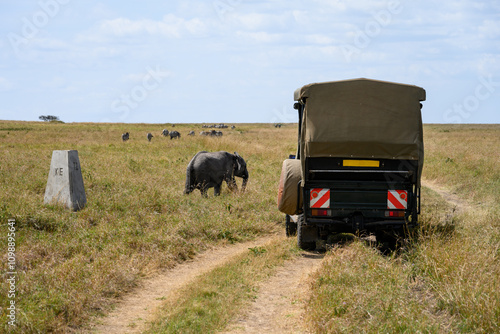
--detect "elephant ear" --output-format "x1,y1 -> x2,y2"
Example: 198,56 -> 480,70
232,153 -> 241,172
236,158 -> 242,172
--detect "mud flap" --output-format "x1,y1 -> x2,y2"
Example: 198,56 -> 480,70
285,215 -> 298,237
297,215 -> 318,250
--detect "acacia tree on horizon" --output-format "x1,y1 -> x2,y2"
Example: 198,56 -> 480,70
39,115 -> 61,122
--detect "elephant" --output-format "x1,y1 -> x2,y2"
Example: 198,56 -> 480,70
184,151 -> 249,197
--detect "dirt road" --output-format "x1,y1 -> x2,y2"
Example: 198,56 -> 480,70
91,234 -> 324,333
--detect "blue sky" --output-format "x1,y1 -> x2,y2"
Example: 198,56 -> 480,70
1,0 -> 499,124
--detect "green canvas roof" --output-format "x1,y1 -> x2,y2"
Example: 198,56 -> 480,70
295,78 -> 426,182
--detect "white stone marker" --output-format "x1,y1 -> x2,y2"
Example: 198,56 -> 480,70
44,150 -> 87,211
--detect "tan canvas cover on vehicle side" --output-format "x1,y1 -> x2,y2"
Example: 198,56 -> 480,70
277,159 -> 303,215
295,78 -> 425,185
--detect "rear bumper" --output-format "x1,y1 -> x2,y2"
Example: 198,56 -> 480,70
307,218 -> 406,225
304,217 -> 414,232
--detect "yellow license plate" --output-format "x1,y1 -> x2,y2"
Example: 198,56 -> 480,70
343,160 -> 380,167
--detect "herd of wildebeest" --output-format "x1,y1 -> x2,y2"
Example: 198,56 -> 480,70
120,123 -> 236,142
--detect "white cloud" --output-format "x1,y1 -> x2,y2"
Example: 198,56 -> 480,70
304,34 -> 334,45
476,54 -> 500,75
100,17 -> 180,38
226,11 -> 295,32
310,0 -> 347,11
121,69 -> 172,84
291,10 -> 311,25
478,19 -> 500,39
229,12 -> 270,30
235,31 -> 282,43
78,14 -> 207,43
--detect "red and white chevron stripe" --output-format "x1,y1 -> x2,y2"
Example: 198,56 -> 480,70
387,190 -> 408,209
310,188 -> 330,208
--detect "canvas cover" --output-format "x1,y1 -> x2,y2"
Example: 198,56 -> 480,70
277,159 -> 303,215
295,78 -> 425,184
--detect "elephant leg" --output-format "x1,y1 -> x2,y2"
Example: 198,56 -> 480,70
231,177 -> 238,192
214,183 -> 222,196
200,183 -> 209,197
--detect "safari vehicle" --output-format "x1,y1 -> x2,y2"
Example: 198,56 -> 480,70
277,78 -> 426,249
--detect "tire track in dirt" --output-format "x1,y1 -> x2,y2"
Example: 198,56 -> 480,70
90,234 -> 278,333
220,251 -> 324,334
422,179 -> 471,214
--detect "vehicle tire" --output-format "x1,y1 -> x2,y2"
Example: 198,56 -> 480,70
375,230 -> 398,252
297,215 -> 316,250
285,215 -> 297,237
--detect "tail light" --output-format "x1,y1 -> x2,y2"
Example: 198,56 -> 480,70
311,209 -> 331,216
385,210 -> 405,218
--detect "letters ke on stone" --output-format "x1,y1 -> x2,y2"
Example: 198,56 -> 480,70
44,150 -> 86,211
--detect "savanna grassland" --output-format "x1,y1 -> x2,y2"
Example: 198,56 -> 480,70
0,121 -> 499,333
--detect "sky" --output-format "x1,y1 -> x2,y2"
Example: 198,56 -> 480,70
0,0 -> 499,124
